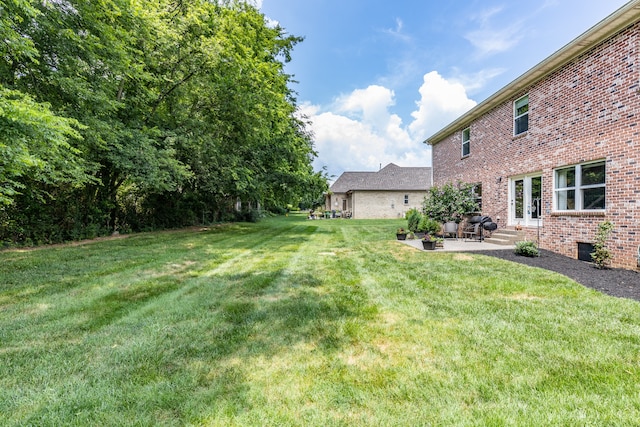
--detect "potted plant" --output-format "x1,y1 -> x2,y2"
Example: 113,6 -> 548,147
421,235 -> 444,250
420,218 -> 443,250
396,227 -> 407,240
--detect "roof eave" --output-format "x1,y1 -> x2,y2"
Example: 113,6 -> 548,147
424,0 -> 640,146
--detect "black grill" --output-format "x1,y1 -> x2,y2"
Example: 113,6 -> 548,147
483,222 -> 498,231
469,215 -> 491,224
468,215 -> 498,237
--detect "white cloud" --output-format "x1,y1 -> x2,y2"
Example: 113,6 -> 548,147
472,6 -> 504,25
381,18 -> 412,42
465,7 -> 524,57
302,85 -> 423,179
408,71 -> 477,142
335,85 -> 396,125
303,72 -> 477,179
466,26 -> 522,57
264,16 -> 279,28
451,67 -> 506,95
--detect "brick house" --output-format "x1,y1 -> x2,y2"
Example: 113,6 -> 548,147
326,163 -> 432,219
425,1 -> 640,270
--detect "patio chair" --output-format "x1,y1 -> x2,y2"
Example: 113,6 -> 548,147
443,221 -> 459,239
462,222 -> 482,241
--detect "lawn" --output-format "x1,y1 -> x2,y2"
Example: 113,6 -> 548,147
1,214 -> 639,426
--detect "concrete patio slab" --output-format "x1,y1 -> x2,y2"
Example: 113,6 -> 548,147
398,238 -> 515,252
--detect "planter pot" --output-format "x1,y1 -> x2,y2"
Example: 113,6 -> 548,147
396,233 -> 407,240
422,240 -> 436,250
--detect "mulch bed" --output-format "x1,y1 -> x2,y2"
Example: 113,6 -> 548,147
472,249 -> 640,302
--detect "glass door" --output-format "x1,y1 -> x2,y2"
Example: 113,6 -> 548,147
530,176 -> 542,222
510,175 -> 542,227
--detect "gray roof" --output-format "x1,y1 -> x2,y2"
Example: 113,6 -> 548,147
330,163 -> 431,193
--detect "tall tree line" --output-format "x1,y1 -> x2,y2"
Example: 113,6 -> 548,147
0,0 -> 327,244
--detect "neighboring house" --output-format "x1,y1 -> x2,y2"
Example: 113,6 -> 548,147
425,1 -> 640,270
326,163 -> 432,219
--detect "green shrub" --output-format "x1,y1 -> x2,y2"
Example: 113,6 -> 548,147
235,208 -> 261,223
270,206 -> 287,215
422,181 -> 480,223
515,241 -> 539,257
406,208 -> 422,233
591,220 -> 614,269
419,217 -> 441,236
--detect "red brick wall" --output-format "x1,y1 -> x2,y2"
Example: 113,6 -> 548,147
432,23 -> 640,269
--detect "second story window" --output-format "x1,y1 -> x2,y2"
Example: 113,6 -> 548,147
462,127 -> 470,157
514,94 -> 529,135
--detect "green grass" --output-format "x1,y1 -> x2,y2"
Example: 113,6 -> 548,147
1,214 -> 640,426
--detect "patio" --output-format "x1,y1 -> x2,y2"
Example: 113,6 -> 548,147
400,238 -> 514,252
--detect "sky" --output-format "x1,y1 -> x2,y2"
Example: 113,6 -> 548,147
257,0 -> 630,181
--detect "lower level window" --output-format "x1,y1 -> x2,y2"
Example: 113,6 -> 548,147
554,161 -> 605,211
404,194 -> 409,205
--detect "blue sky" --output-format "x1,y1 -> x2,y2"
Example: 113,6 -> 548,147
258,1 -> 630,181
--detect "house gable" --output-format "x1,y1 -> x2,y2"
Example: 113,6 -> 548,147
327,164 -> 432,219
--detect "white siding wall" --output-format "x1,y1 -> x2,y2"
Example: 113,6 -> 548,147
352,191 -> 426,219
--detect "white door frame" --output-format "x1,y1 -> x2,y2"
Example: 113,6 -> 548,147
509,174 -> 542,227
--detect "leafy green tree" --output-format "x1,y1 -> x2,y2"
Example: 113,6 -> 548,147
0,0 -> 93,207
0,0 -> 39,69
0,88 -> 92,206
160,2 -> 315,218
422,182 -> 479,223
1,0 -> 323,243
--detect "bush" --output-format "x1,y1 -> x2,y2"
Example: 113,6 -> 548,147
235,208 -> 261,223
514,241 -> 539,257
591,220 -> 614,269
419,217 -> 441,236
270,206 -> 287,215
405,208 -> 422,233
422,181 -> 479,223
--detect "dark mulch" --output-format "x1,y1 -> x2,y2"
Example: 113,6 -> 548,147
473,249 -> 640,302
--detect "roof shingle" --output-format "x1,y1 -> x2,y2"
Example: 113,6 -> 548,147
330,163 -> 431,192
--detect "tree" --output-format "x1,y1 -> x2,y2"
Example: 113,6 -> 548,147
422,182 -> 479,223
0,87 -> 92,206
0,0 -> 95,207
1,0 -> 323,242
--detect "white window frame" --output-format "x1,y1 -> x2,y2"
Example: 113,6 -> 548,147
514,94 -> 529,136
461,127 -> 470,157
554,160 -> 606,212
404,194 -> 409,205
